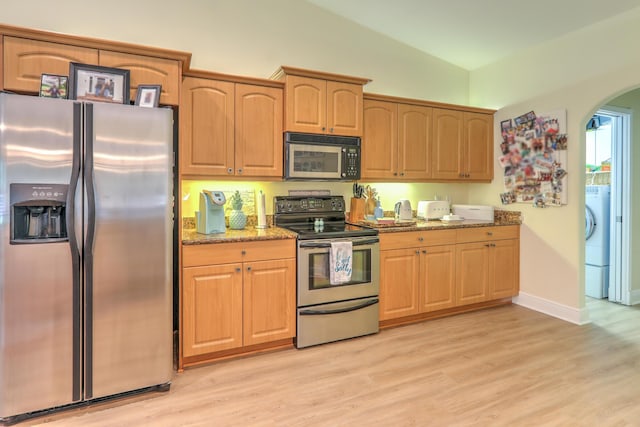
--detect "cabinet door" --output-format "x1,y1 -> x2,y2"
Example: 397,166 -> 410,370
3,36 -> 98,93
464,112 -> 493,181
235,84 -> 283,177
431,108 -> 464,180
398,103 -> 432,180
420,245 -> 456,312
285,75 -> 326,134
243,258 -> 296,346
362,99 -> 398,180
489,239 -> 520,299
380,248 -> 420,320
99,50 -> 180,106
180,77 -> 235,176
183,263 -> 243,357
326,80 -> 363,136
455,242 -> 489,305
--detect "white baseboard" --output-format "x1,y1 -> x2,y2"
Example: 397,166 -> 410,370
513,292 -> 590,325
629,289 -> 640,306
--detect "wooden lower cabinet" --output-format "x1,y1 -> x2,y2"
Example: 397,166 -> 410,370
181,240 -> 295,365
182,263 -> 243,357
379,226 -> 519,325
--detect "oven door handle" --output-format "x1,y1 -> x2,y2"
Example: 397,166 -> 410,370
299,298 -> 379,315
298,238 -> 379,248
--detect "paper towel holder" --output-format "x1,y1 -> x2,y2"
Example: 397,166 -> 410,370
255,190 -> 268,229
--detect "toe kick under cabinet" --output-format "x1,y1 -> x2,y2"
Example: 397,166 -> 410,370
181,239 -> 296,368
379,225 -> 519,326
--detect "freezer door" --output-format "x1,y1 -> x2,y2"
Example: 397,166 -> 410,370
86,102 -> 173,399
0,94 -> 78,418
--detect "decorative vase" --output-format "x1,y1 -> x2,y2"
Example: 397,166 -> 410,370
229,209 -> 247,230
228,190 -> 246,230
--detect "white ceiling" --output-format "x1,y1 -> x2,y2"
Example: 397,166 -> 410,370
306,0 -> 640,70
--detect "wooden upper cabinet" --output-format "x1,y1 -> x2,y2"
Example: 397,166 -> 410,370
432,108 -> 464,180
99,50 -> 180,105
432,108 -> 494,182
362,98 -> 431,180
398,103 -> 432,180
180,73 -> 284,179
235,83 -> 283,177
180,77 -> 235,176
464,112 -> 493,181
362,99 -> 398,180
3,37 -> 98,92
326,80 -> 363,136
275,66 -> 369,137
285,75 -> 326,133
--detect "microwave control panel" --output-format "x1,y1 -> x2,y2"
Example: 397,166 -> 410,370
343,147 -> 360,179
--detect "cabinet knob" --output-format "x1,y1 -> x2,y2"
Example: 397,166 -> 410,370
329,128 -> 334,133
241,250 -> 246,255
415,250 -> 420,255
235,267 -> 241,273
400,172 -> 405,176
422,250 -> 427,254
393,172 -> 398,176
418,237 -> 424,242
485,244 -> 491,247
487,232 -> 493,236
322,126 -> 326,131
237,168 -> 243,174
227,167 -> 233,174
247,266 -> 252,271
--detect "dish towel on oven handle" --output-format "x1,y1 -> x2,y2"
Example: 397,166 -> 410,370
330,240 -> 352,285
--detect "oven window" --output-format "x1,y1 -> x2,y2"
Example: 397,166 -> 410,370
293,150 -> 340,173
308,247 -> 372,289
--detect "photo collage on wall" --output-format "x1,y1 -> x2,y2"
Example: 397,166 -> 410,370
499,109 -> 568,208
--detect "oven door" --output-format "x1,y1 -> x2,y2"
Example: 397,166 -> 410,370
285,143 -> 344,180
297,236 -> 379,307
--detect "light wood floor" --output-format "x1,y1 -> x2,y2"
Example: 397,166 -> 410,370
24,300 -> 640,427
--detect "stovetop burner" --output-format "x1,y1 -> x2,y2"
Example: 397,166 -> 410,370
273,195 -> 377,240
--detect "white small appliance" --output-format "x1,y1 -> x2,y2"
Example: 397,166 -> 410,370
451,204 -> 494,222
394,199 -> 412,220
196,190 -> 226,234
417,200 -> 450,220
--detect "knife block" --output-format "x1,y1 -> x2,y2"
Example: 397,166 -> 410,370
350,197 -> 365,222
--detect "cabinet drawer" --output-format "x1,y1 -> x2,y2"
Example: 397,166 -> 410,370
456,225 -> 519,243
183,239 -> 295,267
380,229 -> 456,250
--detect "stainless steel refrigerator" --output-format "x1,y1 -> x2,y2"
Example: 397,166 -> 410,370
0,92 -> 173,422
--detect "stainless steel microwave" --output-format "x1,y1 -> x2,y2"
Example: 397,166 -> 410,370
284,132 -> 361,181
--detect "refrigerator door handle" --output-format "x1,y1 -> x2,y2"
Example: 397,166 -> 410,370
84,103 -> 96,399
68,102 -> 83,401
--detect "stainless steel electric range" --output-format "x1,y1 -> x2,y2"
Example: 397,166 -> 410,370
274,195 -> 380,348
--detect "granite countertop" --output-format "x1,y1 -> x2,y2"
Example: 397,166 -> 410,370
182,226 -> 297,245
351,209 -> 522,233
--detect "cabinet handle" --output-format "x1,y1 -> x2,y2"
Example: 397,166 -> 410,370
329,128 -> 334,133
400,172 -> 405,176
247,266 -> 252,271
235,267 -> 241,273
487,232 -> 493,236
227,167 -> 233,174
241,250 -> 246,255
415,250 -> 420,255
322,126 -> 326,131
485,244 -> 491,247
422,250 -> 427,254
393,172 -> 398,176
418,237 -> 424,242
237,168 -> 243,174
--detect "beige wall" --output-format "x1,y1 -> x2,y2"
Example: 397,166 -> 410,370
470,7 -> 640,315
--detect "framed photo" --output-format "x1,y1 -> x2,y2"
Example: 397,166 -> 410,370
40,74 -> 68,99
135,84 -> 161,108
68,62 -> 130,104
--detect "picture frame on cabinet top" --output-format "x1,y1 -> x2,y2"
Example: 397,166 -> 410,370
135,84 -> 161,108
68,62 -> 130,104
39,74 -> 68,99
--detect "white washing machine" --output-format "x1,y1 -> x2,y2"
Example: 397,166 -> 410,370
585,185 -> 610,298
